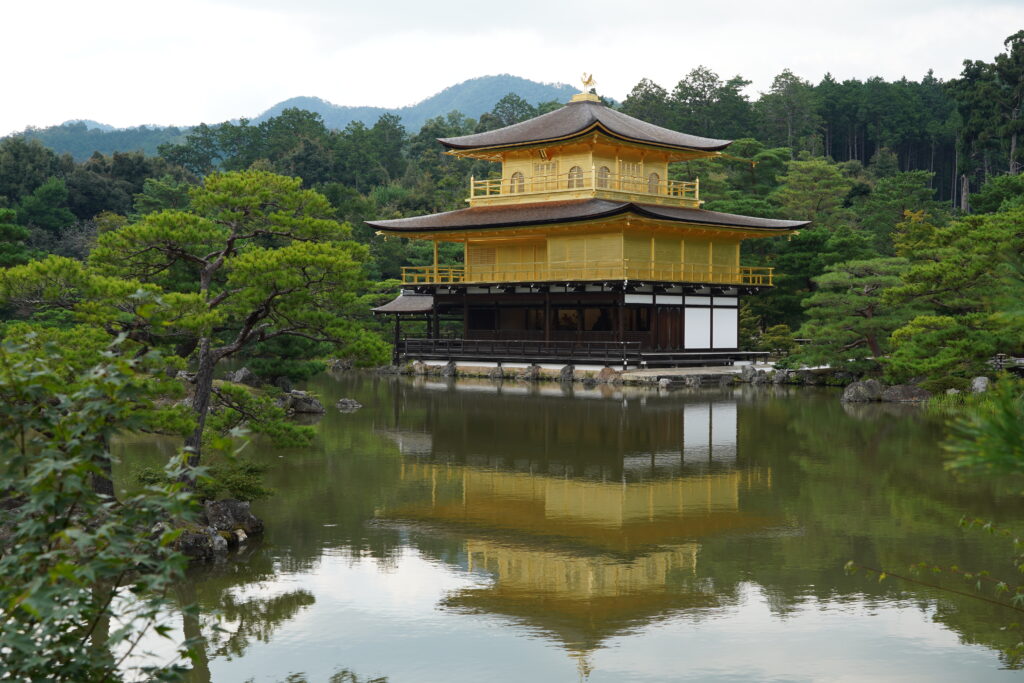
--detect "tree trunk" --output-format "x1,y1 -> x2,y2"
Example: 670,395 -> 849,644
1011,131 -> 1020,174
960,174 -> 971,213
184,337 -> 217,470
866,334 -> 883,359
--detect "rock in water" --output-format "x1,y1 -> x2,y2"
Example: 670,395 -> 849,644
559,365 -> 575,382
203,499 -> 265,535
328,358 -> 353,372
881,384 -> 932,402
176,527 -> 228,560
515,364 -> 541,381
971,376 -> 991,394
336,398 -> 363,413
273,375 -> 293,392
841,379 -> 885,402
287,390 -> 325,414
441,361 -> 458,377
228,367 -> 261,386
738,365 -> 757,383
596,367 -> 622,384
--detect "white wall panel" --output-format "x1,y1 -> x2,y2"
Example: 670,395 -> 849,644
684,307 -> 711,349
712,307 -> 738,349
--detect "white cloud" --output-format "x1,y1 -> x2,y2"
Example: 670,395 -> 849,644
2,0 -> 1021,135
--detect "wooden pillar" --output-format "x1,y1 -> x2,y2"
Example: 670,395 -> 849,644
544,289 -> 551,343
462,291 -> 468,340
393,316 -> 401,366
432,240 -> 439,283
652,297 -> 659,350
616,293 -> 625,343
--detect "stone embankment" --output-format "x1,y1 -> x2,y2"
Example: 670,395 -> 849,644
377,361 -> 995,403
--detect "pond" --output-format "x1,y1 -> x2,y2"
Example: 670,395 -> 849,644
118,373 -> 1024,682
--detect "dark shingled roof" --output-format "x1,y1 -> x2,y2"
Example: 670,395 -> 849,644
439,100 -> 731,153
368,199 -> 808,233
372,293 -> 434,314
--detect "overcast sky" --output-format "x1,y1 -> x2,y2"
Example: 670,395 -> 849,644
3,0 -> 1021,136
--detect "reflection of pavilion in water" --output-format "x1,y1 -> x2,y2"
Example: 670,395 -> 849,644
378,383 -> 774,669
388,377 -> 748,478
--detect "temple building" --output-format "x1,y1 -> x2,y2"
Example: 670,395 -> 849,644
370,86 -> 808,368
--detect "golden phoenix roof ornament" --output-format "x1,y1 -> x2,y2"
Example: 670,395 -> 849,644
581,73 -> 596,92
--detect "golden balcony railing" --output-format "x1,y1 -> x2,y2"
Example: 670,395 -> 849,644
470,170 -> 699,202
401,260 -> 773,286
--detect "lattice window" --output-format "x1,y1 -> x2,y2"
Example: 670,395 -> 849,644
533,161 -> 557,191
596,166 -> 611,188
648,172 -> 660,194
533,161 -> 557,177
620,161 -> 642,178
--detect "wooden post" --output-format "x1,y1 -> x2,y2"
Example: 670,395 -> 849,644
544,289 -> 551,343
616,293 -> 625,343
393,316 -> 401,366
652,297 -> 659,350
433,240 -> 439,283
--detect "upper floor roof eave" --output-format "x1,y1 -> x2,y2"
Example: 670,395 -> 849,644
438,100 -> 732,158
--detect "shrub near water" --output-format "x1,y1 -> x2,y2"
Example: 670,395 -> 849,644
0,339 -> 199,681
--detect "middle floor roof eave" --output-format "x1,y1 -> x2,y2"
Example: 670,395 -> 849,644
373,214 -> 805,241
367,199 -> 809,237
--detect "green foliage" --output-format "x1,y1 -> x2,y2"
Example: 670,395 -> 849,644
0,136 -> 71,204
793,257 -> 913,373
139,459 -> 273,502
770,158 -> 852,223
944,378 -> 1024,480
16,176 -> 76,233
758,323 -> 798,355
851,171 -> 948,253
971,173 -> 1024,214
1,171 -> 387,473
0,207 -> 39,267
133,174 -> 194,216
0,338 -> 198,681
756,69 -> 821,151
207,382 -> 315,448
886,208 -> 1024,387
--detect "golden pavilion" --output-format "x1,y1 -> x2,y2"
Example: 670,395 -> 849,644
370,85 -> 807,368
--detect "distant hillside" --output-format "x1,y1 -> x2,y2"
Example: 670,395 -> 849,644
20,122 -> 188,161
10,74 -> 579,160
254,75 -> 579,130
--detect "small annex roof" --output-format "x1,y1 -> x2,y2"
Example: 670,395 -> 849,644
438,100 -> 731,154
367,199 -> 808,234
372,292 -> 434,314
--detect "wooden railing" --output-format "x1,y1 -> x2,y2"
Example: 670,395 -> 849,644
471,169 -> 699,201
401,260 -> 773,286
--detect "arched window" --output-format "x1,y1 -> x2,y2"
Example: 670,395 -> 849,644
510,171 -> 525,193
568,165 -> 584,189
648,172 -> 660,194
596,166 -> 611,189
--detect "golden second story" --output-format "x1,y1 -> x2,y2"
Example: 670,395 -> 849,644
440,93 -> 729,209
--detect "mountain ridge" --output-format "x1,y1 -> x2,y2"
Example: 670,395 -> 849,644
14,75 -> 581,160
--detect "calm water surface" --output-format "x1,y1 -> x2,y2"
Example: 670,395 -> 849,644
119,374 -> 1024,682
